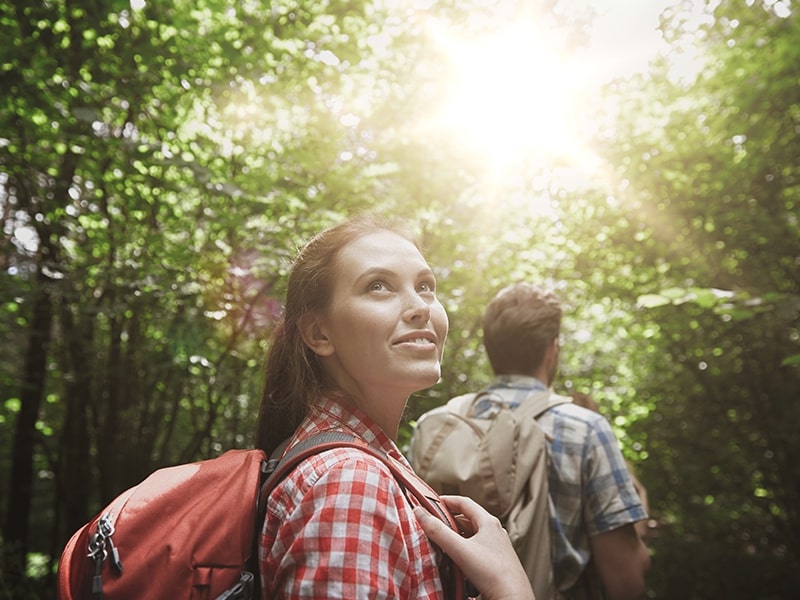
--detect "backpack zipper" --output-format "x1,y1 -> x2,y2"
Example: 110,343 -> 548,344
87,513 -> 124,597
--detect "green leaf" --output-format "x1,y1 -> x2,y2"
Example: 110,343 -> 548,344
781,354 -> 800,367
637,294 -> 672,308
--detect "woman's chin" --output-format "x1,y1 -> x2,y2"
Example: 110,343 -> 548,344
407,367 -> 442,392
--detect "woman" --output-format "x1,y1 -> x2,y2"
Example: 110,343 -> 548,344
255,214 -> 534,599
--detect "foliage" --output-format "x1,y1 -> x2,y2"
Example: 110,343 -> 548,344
1,0 -> 798,598
0,0 -> 413,590
590,1 -> 800,595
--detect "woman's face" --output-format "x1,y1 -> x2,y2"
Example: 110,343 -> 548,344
305,229 -> 449,410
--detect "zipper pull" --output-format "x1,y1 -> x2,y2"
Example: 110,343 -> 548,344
87,529 -> 106,599
97,514 -> 123,573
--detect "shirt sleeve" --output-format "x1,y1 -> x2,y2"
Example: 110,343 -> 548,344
263,449 -> 444,600
582,416 -> 648,536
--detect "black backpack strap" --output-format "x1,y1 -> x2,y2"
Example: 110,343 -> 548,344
258,431 -> 366,518
234,433 -> 358,600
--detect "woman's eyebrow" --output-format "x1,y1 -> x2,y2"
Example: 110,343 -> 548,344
354,266 -> 435,285
355,266 -> 393,281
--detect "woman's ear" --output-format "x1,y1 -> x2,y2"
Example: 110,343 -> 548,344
298,313 -> 335,356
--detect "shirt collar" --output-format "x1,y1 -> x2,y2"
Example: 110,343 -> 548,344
488,374 -> 549,392
293,395 -> 406,463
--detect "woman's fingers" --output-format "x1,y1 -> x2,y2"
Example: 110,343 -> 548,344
413,506 -> 462,548
439,494 -> 504,535
414,497 -> 535,600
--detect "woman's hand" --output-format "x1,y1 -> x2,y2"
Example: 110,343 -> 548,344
414,495 -> 535,600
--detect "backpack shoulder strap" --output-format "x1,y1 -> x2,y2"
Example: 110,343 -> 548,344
449,390 -> 511,419
453,387 -> 572,421
257,432 -> 467,599
258,431 -> 362,518
514,388 -> 572,421
445,392 -> 479,416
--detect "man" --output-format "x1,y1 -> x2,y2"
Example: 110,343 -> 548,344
476,282 -> 650,600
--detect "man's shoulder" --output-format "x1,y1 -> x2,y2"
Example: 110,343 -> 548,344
546,400 -> 608,425
540,401 -> 615,442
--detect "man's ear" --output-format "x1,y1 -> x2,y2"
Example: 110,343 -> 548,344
544,336 -> 559,385
298,313 -> 335,356
549,336 -> 560,362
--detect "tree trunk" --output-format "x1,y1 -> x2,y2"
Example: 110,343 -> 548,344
2,275 -> 53,582
55,298 -> 94,544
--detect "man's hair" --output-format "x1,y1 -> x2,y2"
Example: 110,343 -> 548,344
482,282 -> 562,375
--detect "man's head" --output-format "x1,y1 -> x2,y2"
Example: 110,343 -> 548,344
482,283 -> 562,383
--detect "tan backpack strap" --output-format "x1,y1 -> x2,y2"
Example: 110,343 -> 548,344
447,392 -> 487,417
515,389 -> 572,421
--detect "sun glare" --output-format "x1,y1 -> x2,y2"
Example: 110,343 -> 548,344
423,21 -> 593,174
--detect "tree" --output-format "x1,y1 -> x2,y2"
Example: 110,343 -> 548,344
2,0 -> 798,597
591,1 -> 800,596
1,0 -> 409,592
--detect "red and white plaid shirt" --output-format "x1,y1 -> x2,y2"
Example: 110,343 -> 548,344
260,396 -> 446,599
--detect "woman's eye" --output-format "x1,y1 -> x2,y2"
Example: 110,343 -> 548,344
369,281 -> 387,292
418,281 -> 435,293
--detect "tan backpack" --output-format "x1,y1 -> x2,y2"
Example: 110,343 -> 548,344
409,388 -> 572,600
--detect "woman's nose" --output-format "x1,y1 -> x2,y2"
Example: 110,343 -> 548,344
404,293 -> 431,322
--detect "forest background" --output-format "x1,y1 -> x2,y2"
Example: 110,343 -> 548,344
1,0 -> 798,598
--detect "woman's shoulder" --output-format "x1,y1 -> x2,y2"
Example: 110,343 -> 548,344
265,443 -> 414,530
279,442 -> 397,495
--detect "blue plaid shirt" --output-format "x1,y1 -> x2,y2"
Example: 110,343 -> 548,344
477,375 -> 647,593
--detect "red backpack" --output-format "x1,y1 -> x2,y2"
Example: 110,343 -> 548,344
57,431 -> 466,600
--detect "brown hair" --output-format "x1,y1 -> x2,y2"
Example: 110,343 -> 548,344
481,282 -> 562,376
254,213 -> 419,455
